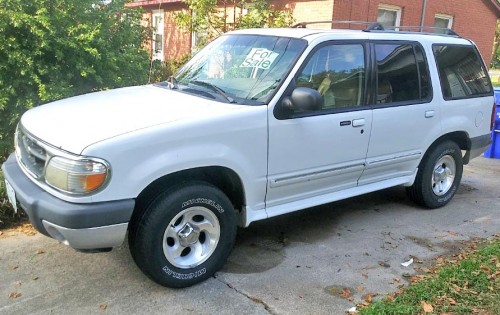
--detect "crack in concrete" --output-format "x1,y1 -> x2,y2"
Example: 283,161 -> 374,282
214,274 -> 277,315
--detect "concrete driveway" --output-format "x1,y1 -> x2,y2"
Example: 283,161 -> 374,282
1,157 -> 499,314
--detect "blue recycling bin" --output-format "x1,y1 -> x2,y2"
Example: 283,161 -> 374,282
484,88 -> 500,158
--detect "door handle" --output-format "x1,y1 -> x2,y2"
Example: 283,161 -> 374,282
352,118 -> 365,127
425,110 -> 435,118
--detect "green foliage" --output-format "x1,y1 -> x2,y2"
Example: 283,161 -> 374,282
492,20 -> 500,69
0,0 -> 150,159
176,0 -> 223,41
148,55 -> 191,83
0,170 -> 21,228
176,0 -> 294,49
238,0 -> 294,29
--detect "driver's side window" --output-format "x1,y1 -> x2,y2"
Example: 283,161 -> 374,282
296,43 -> 366,110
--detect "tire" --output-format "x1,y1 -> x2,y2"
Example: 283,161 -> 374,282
406,141 -> 463,209
129,182 -> 237,288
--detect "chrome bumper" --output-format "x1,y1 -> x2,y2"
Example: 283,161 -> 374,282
42,221 -> 128,250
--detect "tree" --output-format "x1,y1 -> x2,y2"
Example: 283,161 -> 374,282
492,19 -> 500,69
176,0 -> 294,49
238,0 -> 294,29
0,0 -> 150,159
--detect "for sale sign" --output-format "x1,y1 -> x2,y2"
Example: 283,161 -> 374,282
240,48 -> 279,70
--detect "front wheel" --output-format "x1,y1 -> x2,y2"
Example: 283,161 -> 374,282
129,182 -> 237,288
406,141 -> 463,209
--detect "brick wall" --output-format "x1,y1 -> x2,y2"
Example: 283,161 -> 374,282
331,0 -> 498,66
139,2 -> 192,60
132,0 -> 498,66
425,0 -> 498,66
163,3 -> 192,59
273,0 -> 334,28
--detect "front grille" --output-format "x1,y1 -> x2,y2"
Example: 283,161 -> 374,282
16,127 -> 48,179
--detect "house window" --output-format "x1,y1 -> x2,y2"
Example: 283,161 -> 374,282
152,10 -> 164,61
190,10 -> 208,51
377,5 -> 402,29
434,14 -> 453,34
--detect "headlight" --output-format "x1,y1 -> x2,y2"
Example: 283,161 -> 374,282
45,156 -> 109,194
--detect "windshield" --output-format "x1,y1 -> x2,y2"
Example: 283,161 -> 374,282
174,34 -> 308,105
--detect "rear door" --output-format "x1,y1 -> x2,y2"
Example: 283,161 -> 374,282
358,41 -> 441,185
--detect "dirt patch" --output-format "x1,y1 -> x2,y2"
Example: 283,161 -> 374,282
405,235 -> 436,251
456,183 -> 478,195
222,232 -> 287,274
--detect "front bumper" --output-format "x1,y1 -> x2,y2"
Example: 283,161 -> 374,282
2,154 -> 135,250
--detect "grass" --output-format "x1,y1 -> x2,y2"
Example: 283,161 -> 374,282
358,237 -> 500,315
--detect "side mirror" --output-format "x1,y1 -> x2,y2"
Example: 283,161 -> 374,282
281,87 -> 323,116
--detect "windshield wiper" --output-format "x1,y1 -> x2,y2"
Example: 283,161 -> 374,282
190,80 -> 236,103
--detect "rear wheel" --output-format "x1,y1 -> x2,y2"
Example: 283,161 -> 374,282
129,182 -> 237,288
406,141 -> 463,209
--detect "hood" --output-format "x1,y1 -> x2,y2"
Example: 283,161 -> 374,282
21,85 -> 241,154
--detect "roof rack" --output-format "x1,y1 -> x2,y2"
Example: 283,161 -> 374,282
291,20 -> 460,37
292,20 -> 384,30
381,25 -> 459,36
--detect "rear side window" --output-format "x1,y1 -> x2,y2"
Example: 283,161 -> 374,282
375,43 -> 431,105
433,45 -> 492,99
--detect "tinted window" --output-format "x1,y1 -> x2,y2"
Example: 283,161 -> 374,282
433,45 -> 492,99
376,43 -> 429,104
296,44 -> 365,110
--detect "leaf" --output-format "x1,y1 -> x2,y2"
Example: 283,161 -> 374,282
35,249 -> 45,255
356,286 -> 364,292
9,291 -> 21,299
378,261 -> 390,268
99,304 -> 107,311
480,265 -> 491,273
420,301 -> 433,313
339,288 -> 354,301
362,294 -> 373,303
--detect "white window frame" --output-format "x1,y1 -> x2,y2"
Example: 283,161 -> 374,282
377,4 -> 402,29
190,10 -> 208,52
152,10 -> 164,61
434,14 -> 453,31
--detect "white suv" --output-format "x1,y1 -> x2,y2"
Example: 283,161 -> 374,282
2,24 -> 495,288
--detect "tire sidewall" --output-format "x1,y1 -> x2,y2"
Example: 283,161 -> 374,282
133,183 -> 236,288
420,142 -> 463,208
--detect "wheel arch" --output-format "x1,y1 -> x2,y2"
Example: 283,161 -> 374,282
130,166 -> 246,228
424,131 -> 471,165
